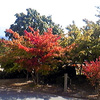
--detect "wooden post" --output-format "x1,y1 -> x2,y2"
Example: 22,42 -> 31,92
64,73 -> 68,92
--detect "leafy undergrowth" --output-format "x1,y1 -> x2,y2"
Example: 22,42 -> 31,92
0,78 -> 98,99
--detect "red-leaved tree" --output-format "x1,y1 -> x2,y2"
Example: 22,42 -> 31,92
0,27 -> 66,83
6,27 -> 64,71
82,56 -> 100,98
82,57 -> 100,85
0,26 -> 76,83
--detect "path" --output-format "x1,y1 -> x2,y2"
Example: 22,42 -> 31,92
0,89 -> 86,100
0,79 -> 89,100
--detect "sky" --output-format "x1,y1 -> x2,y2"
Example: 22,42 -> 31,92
0,0 -> 100,38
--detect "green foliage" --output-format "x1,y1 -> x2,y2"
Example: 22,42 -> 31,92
60,18 -> 100,64
82,19 -> 100,61
0,40 -> 31,72
60,22 -> 82,63
66,21 -> 82,45
5,8 -> 64,39
95,6 -> 100,25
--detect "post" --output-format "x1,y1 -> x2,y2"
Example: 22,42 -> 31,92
64,73 -> 68,92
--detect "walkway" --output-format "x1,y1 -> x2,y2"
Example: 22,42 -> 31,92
0,90 -> 86,100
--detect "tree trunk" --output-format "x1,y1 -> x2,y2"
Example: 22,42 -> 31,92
31,72 -> 36,85
79,64 -> 82,75
23,70 -> 29,80
31,70 -> 39,85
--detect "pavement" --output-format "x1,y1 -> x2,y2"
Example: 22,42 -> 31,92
0,79 -> 88,100
0,90 -> 87,100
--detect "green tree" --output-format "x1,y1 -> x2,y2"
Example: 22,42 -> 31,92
66,21 -> 81,45
5,8 -> 64,39
63,19 -> 100,63
61,20 -> 100,74
60,22 -> 82,64
82,19 -> 100,61
96,6 -> 100,25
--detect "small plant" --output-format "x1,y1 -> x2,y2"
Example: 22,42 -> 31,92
82,57 -> 100,85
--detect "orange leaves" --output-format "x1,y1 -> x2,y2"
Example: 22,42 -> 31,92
21,27 -> 64,71
29,26 -> 39,36
2,26 -> 75,72
65,43 -> 76,52
28,26 -> 35,32
0,39 -> 13,47
6,29 -> 14,33
47,28 -> 52,34
6,29 -> 20,39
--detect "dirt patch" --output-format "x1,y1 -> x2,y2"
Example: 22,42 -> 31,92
0,79 -> 98,99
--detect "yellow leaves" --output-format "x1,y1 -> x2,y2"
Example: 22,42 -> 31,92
12,39 -> 19,44
79,50 -> 85,55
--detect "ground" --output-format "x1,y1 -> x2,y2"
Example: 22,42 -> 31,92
0,78 -> 98,100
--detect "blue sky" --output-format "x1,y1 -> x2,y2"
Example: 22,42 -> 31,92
0,0 -> 100,38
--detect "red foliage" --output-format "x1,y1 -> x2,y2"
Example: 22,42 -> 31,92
82,57 -> 100,85
5,27 -> 65,72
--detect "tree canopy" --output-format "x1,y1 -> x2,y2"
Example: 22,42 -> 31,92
5,8 -> 64,39
1,27 -> 69,73
1,7 -> 100,89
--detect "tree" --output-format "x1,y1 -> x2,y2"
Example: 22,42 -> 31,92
95,6 -> 100,25
60,20 -> 100,74
1,27 -> 67,84
82,19 -> 100,61
65,21 -> 81,45
0,38 -> 27,72
60,22 -> 82,65
82,57 -> 100,85
5,8 -> 64,39
0,39 -> 6,56
63,19 -> 100,63
82,57 -> 100,99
